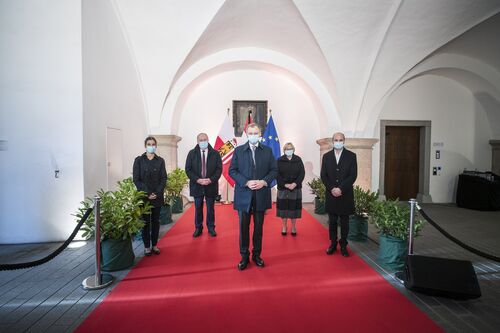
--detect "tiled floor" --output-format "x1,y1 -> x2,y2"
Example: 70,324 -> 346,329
1,203 -> 499,332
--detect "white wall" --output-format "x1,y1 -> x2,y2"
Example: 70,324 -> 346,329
177,69 -> 322,202
372,75 -> 493,203
82,0 -> 148,197
0,0 -> 84,243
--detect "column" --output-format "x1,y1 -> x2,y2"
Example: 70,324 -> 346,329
316,138 -> 379,190
489,140 -> 500,175
155,135 -> 182,173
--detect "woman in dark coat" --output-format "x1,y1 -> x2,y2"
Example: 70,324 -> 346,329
133,136 -> 167,256
276,142 -> 305,236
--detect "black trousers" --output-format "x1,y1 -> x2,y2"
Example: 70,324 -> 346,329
142,206 -> 161,248
328,213 -> 349,248
239,193 -> 264,259
194,196 -> 215,230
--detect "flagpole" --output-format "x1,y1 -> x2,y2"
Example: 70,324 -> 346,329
223,107 -> 232,205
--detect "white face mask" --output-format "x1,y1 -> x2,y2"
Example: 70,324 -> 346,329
285,149 -> 294,157
198,141 -> 208,150
146,146 -> 157,154
248,134 -> 260,144
333,141 -> 344,150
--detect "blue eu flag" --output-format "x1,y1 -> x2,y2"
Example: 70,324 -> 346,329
261,115 -> 280,187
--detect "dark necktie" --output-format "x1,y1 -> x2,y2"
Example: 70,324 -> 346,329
202,150 -> 206,178
251,145 -> 256,178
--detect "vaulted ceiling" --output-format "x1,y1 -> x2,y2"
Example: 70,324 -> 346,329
113,0 -> 500,135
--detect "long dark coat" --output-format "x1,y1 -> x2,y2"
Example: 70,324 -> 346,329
320,148 -> 358,215
276,154 -> 305,190
185,143 -> 222,198
133,153 -> 167,208
229,142 -> 278,212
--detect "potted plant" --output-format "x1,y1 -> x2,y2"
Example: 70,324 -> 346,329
164,168 -> 189,214
370,199 -> 424,270
348,186 -> 379,242
75,178 -> 151,271
307,178 -> 326,214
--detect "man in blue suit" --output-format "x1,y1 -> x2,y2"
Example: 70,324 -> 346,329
229,123 -> 278,271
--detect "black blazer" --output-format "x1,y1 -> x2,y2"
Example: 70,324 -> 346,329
320,148 -> 357,215
133,153 -> 167,208
276,154 -> 305,190
185,144 -> 222,198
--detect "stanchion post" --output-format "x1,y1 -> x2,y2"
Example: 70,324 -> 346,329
82,196 -> 114,290
408,198 -> 417,255
94,196 -> 102,285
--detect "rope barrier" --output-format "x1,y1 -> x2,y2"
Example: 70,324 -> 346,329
416,203 -> 500,263
0,207 -> 93,271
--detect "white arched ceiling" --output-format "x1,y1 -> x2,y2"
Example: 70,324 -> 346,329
292,0 -> 402,132
413,68 -> 500,136
112,0 -> 225,127
353,0 -> 500,135
113,0 -> 500,137
170,0 -> 338,112
364,53 -> 500,137
158,47 -> 340,136
170,61 -> 328,136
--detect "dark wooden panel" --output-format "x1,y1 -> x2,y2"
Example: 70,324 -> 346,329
384,126 -> 420,200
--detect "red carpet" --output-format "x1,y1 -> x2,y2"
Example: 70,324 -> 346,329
77,205 -> 442,333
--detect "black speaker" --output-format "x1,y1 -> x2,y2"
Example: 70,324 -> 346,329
404,255 -> 481,299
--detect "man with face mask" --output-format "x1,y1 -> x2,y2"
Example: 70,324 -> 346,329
229,123 -> 278,270
185,133 -> 223,237
320,132 -> 358,257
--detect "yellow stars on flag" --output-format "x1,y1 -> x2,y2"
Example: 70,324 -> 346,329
262,135 -> 279,143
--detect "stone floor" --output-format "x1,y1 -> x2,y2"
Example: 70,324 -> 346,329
1,203 -> 499,332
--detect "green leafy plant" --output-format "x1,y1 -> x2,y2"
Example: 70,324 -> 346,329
307,178 -> 326,202
353,185 -> 379,217
370,199 -> 424,240
164,168 -> 189,205
75,178 -> 151,240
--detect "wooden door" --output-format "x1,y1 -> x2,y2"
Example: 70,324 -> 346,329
384,126 -> 420,200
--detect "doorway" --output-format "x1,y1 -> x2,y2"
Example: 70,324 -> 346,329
379,120 -> 432,202
384,126 -> 420,200
106,127 -> 123,191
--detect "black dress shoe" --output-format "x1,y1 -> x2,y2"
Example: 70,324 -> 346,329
238,258 -> 249,271
193,228 -> 202,238
252,256 -> 265,268
326,244 -> 337,255
341,247 -> 349,257
291,231 -> 297,237
208,229 -> 217,237
281,231 -> 287,236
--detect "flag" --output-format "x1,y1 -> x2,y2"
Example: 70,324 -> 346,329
261,115 -> 281,187
214,114 -> 238,187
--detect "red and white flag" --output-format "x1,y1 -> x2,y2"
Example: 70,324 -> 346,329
214,115 -> 238,187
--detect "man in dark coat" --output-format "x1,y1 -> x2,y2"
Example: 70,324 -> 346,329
185,133 -> 223,237
229,123 -> 278,270
320,132 -> 358,257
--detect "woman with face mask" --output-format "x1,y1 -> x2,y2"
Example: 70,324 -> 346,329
133,136 -> 167,256
276,142 -> 305,236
